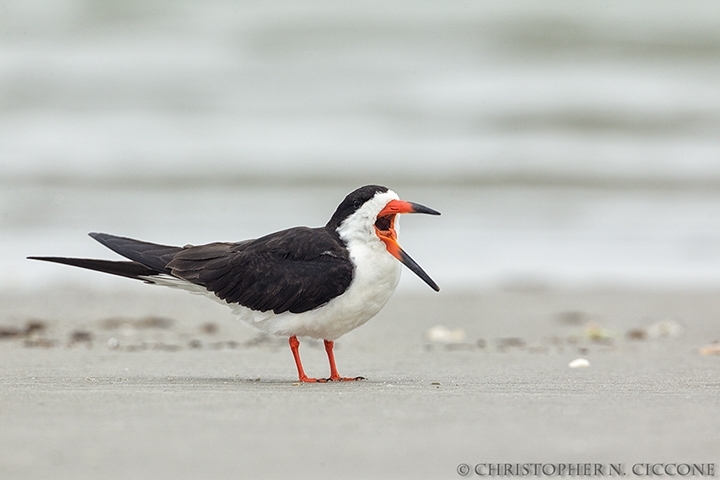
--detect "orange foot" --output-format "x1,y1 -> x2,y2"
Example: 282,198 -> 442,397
297,375 -> 365,383
327,375 -> 365,382
297,376 -> 321,383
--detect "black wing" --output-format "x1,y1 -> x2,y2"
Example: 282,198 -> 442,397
29,228 -> 354,315
167,227 -> 354,315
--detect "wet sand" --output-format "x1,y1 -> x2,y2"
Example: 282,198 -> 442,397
1,285 -> 719,479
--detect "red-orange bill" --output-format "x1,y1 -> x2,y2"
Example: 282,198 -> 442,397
376,199 -> 441,292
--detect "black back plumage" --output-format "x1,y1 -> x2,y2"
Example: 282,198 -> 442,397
168,227 -> 353,314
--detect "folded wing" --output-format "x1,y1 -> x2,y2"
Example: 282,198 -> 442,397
168,227 -> 354,314
30,228 -> 354,315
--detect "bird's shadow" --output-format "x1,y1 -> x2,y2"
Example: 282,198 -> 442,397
102,376 -> 381,387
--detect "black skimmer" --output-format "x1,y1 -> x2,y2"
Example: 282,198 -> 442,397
28,185 -> 440,382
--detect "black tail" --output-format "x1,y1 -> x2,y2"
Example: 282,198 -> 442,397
26,256 -> 162,282
28,232 -> 185,282
88,232 -> 182,273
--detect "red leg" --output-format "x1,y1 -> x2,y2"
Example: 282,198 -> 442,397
289,336 -> 320,383
324,339 -> 364,382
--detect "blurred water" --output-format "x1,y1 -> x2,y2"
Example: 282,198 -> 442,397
2,1 -> 720,290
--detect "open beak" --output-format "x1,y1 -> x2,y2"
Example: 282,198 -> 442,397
375,199 -> 441,292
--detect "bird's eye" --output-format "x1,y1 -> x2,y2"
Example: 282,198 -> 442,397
353,199 -> 362,209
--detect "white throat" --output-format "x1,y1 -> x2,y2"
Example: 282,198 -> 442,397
335,190 -> 400,246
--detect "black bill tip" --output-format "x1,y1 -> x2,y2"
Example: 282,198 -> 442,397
409,202 -> 441,216
398,247 -> 440,292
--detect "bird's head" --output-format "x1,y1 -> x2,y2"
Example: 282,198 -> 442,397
327,185 -> 440,291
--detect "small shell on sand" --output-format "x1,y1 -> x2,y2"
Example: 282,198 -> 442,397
568,358 -> 590,368
699,343 -> 720,356
424,325 -> 466,344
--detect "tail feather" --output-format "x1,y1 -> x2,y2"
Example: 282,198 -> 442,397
27,256 -> 162,282
89,232 -> 181,274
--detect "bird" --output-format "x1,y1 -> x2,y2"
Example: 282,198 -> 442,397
28,185 -> 440,382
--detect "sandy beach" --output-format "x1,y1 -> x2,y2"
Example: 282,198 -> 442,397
1,285 -> 718,479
